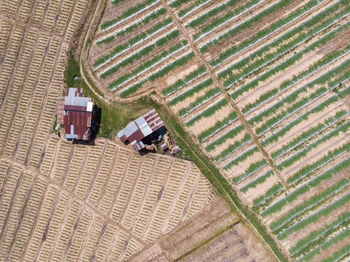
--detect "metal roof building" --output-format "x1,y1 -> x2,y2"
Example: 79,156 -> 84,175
117,109 -> 164,151
57,88 -> 93,141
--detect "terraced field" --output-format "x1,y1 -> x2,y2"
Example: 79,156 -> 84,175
86,0 -> 350,260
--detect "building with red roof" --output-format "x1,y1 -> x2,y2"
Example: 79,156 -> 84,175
57,88 -> 93,141
117,109 -> 164,151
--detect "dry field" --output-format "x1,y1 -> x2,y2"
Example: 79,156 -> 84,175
0,0 -> 249,261
87,0 -> 350,261
129,197 -> 273,262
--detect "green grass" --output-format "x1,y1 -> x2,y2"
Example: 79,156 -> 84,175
253,183 -> 283,207
240,170 -> 273,193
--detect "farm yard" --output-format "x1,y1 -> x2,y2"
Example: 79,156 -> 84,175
84,0 -> 350,261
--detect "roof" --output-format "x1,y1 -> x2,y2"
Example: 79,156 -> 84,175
117,109 -> 164,150
57,88 -> 93,140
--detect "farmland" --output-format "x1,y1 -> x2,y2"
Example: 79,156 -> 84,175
0,0 -> 253,261
84,0 -> 350,260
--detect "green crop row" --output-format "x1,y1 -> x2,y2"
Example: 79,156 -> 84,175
230,159 -> 266,181
111,0 -> 126,5
109,40 -> 187,89
214,133 -> 251,160
178,0 -> 208,17
257,87 -> 327,135
200,0 -> 292,51
120,51 -> 194,97
101,0 -> 158,30
149,51 -> 194,81
249,57 -> 350,127
179,87 -> 220,116
188,0 -> 236,28
291,212 -> 350,258
321,243 -> 350,262
242,88 -> 278,114
197,112 -> 237,142
224,1 -> 350,80
98,8 -> 167,45
170,0 -> 190,8
277,119 -> 350,171
224,145 -> 259,167
299,227 -> 350,262
100,29 -> 179,78
262,154 -> 350,218
213,0 -> 350,68
240,170 -> 273,193
253,183 -> 283,208
271,110 -> 347,159
277,190 -> 350,240
230,21 -> 350,99
194,0 -> 262,40
271,178 -> 350,232
205,123 -> 244,151
287,142 -> 350,185
169,78 -> 213,105
186,98 -> 228,126
162,66 -> 206,96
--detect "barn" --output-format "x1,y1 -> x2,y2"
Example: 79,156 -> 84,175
57,88 -> 93,141
117,109 -> 165,151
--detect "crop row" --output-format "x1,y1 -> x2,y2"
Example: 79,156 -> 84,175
222,145 -> 259,167
200,0 -> 291,51
101,0 -> 159,31
211,0 -> 333,67
223,10 -> 350,91
298,226 -> 350,262
197,112 -> 237,142
97,7 -> 166,45
120,50 -> 194,97
214,133 -> 251,162
248,57 -> 350,129
287,142 -> 350,185
321,243 -> 350,262
194,0 -> 269,42
276,118 -> 350,171
169,0 -> 190,8
229,20 -> 350,99
185,98 -> 228,126
179,87 -> 220,117
271,178 -> 350,232
240,170 -> 273,193
276,190 -> 350,240
100,29 -> 179,78
178,0 -> 209,18
271,110 -> 348,160
252,183 -> 283,208
95,19 -> 174,69
109,40 -> 188,90
186,0 -> 235,28
257,87 -> 329,136
261,153 -> 350,217
290,211 -> 350,256
230,159 -> 267,183
169,77 -> 213,105
205,123 -> 244,151
162,65 -> 207,96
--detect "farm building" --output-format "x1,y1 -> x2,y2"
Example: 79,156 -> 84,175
117,109 -> 165,151
57,88 -> 94,141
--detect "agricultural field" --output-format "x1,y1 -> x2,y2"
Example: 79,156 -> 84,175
129,197 -> 272,261
86,0 -> 350,261
0,0 -> 255,261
